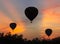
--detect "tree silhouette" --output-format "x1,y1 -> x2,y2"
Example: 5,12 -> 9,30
0,32 -> 60,44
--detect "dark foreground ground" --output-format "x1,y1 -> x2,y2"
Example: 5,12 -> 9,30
0,32 -> 60,44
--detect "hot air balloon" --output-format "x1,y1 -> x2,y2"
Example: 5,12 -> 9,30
25,7 -> 38,23
45,29 -> 52,36
10,23 -> 17,30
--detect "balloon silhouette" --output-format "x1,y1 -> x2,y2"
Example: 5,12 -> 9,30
45,29 -> 52,36
25,7 -> 38,23
10,23 -> 17,30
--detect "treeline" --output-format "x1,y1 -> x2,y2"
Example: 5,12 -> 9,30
0,32 -> 60,44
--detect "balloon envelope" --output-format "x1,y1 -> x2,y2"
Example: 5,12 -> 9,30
10,23 -> 17,30
45,29 -> 52,36
25,7 -> 38,22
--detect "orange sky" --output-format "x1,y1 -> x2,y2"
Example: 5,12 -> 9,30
40,6 -> 60,39
0,0 -> 60,40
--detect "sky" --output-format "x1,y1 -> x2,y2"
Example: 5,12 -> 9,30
0,0 -> 60,40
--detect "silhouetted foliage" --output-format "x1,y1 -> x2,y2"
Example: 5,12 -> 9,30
0,32 -> 60,44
